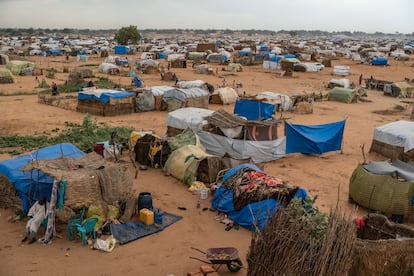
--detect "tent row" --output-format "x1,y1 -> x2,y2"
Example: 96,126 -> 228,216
165,106 -> 346,163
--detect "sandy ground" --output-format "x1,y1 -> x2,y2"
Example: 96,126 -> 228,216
0,53 -> 414,276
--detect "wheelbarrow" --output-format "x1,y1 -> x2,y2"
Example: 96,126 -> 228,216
190,247 -> 243,272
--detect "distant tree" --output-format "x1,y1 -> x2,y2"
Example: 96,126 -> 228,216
115,25 -> 141,45
288,31 -> 297,37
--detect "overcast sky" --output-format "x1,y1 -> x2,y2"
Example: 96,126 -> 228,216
1,0 -> 413,34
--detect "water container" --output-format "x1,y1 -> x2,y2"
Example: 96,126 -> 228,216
138,192 -> 153,212
139,208 -> 154,225
199,188 -> 209,200
153,208 -> 163,225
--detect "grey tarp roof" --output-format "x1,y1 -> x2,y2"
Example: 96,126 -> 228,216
163,87 -> 209,103
197,130 -> 286,163
363,160 -> 414,181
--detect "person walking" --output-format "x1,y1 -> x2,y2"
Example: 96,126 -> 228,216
51,82 -> 58,95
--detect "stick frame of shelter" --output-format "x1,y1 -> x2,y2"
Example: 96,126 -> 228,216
110,131 -> 119,162
341,116 -> 348,154
128,139 -> 139,179
360,144 -> 366,164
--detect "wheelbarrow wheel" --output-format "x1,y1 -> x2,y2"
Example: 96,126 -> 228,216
227,258 -> 242,272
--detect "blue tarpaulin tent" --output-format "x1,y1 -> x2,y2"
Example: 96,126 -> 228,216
212,164 -> 307,230
260,45 -> 269,51
133,76 -> 142,87
285,120 -> 346,154
78,90 -> 135,103
238,50 -> 250,56
234,99 -> 274,120
270,56 -> 282,62
371,57 -> 388,66
114,45 -> 129,55
158,52 -> 167,59
0,143 -> 85,212
47,49 -> 61,56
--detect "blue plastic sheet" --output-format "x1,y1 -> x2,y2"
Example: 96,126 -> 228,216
285,120 -> 345,155
212,185 -> 307,231
0,143 -> 85,212
78,91 -> 135,103
234,99 -> 274,120
110,212 -> 182,245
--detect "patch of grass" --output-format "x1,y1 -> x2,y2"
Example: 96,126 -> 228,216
79,63 -> 100,67
94,77 -> 117,88
45,68 -> 58,78
7,150 -> 22,156
0,91 -> 39,96
36,77 -> 118,94
0,135 -> 49,150
37,78 -> 50,88
0,114 -> 133,153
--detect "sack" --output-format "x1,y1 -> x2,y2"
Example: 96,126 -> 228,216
107,205 -> 120,219
93,236 -> 116,253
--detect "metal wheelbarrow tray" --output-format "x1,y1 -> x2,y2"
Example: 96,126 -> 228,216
190,247 -> 243,272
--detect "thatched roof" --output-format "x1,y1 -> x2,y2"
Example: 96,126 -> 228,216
22,152 -> 133,212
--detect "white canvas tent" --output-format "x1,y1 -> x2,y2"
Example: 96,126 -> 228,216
163,87 -> 210,111
166,107 -> 214,132
372,120 -> 414,153
255,92 -> 293,112
136,85 -> 174,111
98,63 -> 120,74
333,65 -> 350,76
210,87 -> 239,105
328,79 -> 352,89
370,120 -> 414,161
176,80 -> 208,89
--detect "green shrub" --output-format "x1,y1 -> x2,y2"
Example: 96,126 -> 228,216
0,114 -> 133,153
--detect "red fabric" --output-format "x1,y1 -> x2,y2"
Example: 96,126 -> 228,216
354,217 -> 365,229
93,143 -> 104,157
245,171 -> 284,192
246,171 -> 283,187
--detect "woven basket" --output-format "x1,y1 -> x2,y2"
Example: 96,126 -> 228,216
349,164 -> 414,216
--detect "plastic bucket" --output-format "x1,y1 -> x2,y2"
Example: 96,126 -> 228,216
138,192 -> 153,212
199,188 -> 208,200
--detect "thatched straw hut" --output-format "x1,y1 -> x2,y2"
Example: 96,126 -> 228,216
349,213 -> 414,276
21,152 -> 134,217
